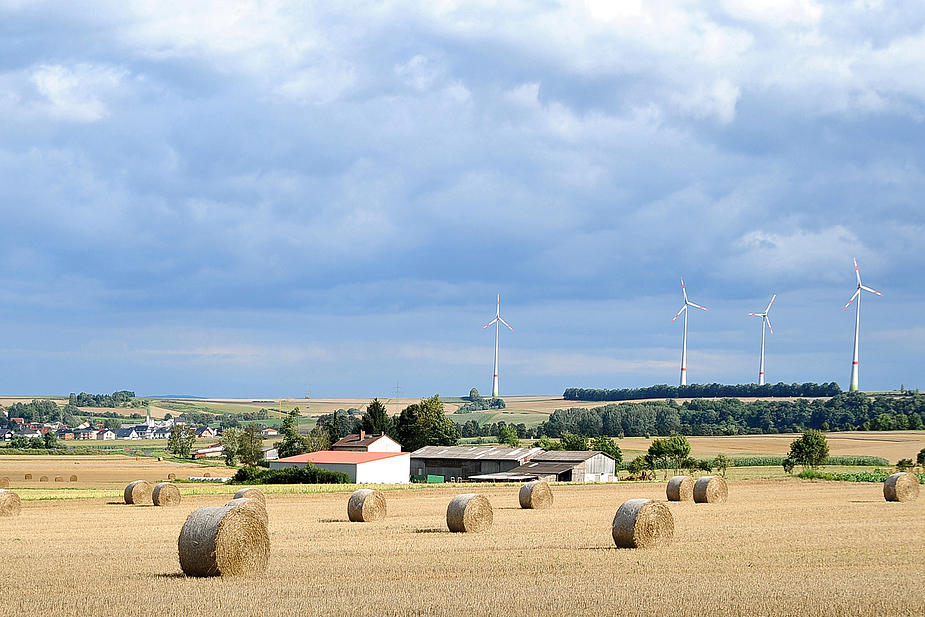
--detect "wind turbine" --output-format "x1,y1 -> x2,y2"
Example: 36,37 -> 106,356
844,258 -> 882,392
671,278 -> 708,386
748,294 -> 776,386
483,294 -> 513,398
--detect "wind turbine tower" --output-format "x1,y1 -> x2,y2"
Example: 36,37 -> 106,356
844,258 -> 882,392
483,295 -> 513,397
671,278 -> 708,386
748,294 -> 776,386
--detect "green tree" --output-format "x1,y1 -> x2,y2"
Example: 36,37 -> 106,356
647,435 -> 691,478
782,457 -> 796,474
534,435 -> 559,450
221,427 -> 242,465
497,424 -> 519,447
896,458 -> 913,471
237,424 -> 263,466
590,435 -> 622,466
712,453 -> 731,477
277,408 -> 310,459
43,431 -> 57,449
788,429 -> 829,470
559,432 -> 588,451
305,426 -> 331,453
916,447 -> 925,467
362,399 -> 394,437
394,395 -> 459,452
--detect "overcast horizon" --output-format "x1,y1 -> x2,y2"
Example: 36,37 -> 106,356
1,1 -> 923,399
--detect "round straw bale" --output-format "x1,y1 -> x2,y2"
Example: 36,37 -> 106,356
167,473 -> 176,480
519,480 -> 553,509
0,489 -> 22,517
39,476 -> 49,482
666,475 -> 694,501
54,476 -> 63,482
233,487 -> 266,506
203,472 -> 211,478
69,475 -> 78,482
0,477 -> 9,488
612,498 -> 674,549
153,482 -> 182,507
124,480 -> 153,505
24,474 -> 32,480
884,472 -> 919,502
446,494 -> 493,533
225,497 -> 269,529
179,502 -> 269,577
693,475 -> 728,503
347,489 -> 387,522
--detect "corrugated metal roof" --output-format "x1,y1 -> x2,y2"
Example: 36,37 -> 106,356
410,446 -> 542,461
532,450 -> 608,463
275,451 -> 409,465
508,461 -> 578,474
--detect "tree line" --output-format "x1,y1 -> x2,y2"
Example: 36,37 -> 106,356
538,392 -> 925,438
563,382 -> 844,402
69,391 -> 142,408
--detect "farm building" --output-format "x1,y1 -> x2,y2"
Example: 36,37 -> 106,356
332,431 -> 401,452
271,451 -> 410,483
409,446 -> 543,482
470,450 -> 617,483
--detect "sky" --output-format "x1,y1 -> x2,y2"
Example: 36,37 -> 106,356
1,0 -> 924,399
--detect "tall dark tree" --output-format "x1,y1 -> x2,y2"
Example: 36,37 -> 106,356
789,429 -> 829,470
394,395 -> 459,452
362,399 -> 394,437
277,408 -> 310,458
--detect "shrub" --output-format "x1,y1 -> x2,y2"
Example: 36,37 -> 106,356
229,464 -> 350,485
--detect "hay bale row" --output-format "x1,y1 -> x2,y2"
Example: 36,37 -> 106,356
54,476 -> 63,482
178,500 -> 269,577
39,476 -> 49,483
612,498 -> 674,549
153,482 -> 181,507
70,475 -> 78,482
884,472 -> 919,502
348,489 -> 386,522
446,494 -> 492,533
666,476 -> 694,501
124,480 -> 153,505
519,480 -> 553,509
693,476 -> 728,503
0,489 -> 21,517
24,474 -> 32,480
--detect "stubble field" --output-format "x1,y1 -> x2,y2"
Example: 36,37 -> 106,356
3,477 -> 923,617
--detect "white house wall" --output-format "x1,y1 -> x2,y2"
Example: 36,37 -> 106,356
355,454 -> 410,483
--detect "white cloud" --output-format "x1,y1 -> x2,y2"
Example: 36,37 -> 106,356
30,64 -> 126,122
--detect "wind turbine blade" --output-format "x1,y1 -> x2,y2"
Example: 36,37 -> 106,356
671,305 -> 687,323
498,317 -> 513,331
482,318 -> 498,329
496,294 -> 501,316
747,312 -> 761,317
844,289 -> 860,309
680,277 -> 688,302
689,302 -> 708,311
766,315 -> 774,336
860,285 -> 883,297
854,257 -> 862,286
765,294 -> 776,313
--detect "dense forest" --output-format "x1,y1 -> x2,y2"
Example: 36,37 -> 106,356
563,382 -> 844,402
538,392 -> 925,438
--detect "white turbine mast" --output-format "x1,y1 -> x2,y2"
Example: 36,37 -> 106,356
748,294 -> 776,386
671,278 -> 708,387
482,294 -> 513,398
844,258 -> 882,392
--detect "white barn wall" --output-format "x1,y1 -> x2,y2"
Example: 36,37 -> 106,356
356,453 -> 410,483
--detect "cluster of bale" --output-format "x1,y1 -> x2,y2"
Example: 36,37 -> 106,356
178,488 -> 269,577
666,475 -> 728,503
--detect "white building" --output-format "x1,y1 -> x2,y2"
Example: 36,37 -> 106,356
270,451 -> 410,483
331,431 -> 402,452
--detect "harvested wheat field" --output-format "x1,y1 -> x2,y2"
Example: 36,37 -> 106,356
3,479 -> 924,616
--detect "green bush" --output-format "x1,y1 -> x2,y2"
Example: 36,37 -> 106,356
229,464 -> 350,485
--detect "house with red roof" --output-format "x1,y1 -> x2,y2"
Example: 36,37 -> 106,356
270,450 -> 410,483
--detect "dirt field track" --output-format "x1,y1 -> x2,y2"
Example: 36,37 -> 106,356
3,478 -> 923,617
